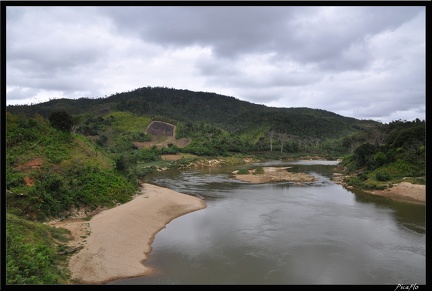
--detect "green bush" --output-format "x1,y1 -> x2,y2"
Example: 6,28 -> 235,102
49,111 -> 74,132
375,170 -> 391,181
254,167 -> 264,174
363,180 -> 386,190
135,165 -> 158,177
134,148 -> 161,162
6,169 -> 26,189
356,172 -> 369,181
373,152 -> 387,168
6,214 -> 70,284
96,135 -> 108,146
345,176 -> 363,187
237,168 -> 250,175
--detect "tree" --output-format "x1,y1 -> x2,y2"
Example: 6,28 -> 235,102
277,133 -> 289,153
267,130 -> 275,151
48,111 -> 74,132
353,143 -> 376,168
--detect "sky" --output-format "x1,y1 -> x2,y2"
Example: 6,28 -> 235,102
5,4 -> 426,124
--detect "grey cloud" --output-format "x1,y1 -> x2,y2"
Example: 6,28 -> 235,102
5,5 -> 426,123
6,87 -> 40,102
103,6 -> 291,57
282,6 -> 422,70
196,57 -> 241,78
103,6 -> 423,73
7,7 -> 109,63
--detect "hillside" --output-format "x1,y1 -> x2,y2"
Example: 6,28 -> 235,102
6,86 -> 379,139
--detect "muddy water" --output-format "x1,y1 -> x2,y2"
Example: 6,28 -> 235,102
109,160 -> 425,285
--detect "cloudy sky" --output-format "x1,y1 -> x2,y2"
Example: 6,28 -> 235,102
5,5 -> 426,123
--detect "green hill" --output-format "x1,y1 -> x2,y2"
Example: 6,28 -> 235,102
6,86 -> 380,155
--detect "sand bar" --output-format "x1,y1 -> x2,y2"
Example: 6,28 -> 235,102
66,183 -> 206,284
367,181 -> 426,203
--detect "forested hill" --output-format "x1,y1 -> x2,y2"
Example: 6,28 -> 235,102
6,86 -> 378,139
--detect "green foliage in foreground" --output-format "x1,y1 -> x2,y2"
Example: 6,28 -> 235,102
6,213 -> 71,284
6,111 -> 142,284
6,112 -> 139,221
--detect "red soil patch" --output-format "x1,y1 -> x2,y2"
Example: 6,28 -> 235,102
24,176 -> 35,186
14,157 -> 44,171
13,157 -> 44,187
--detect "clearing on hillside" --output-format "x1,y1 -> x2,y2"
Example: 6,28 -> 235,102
133,121 -> 191,149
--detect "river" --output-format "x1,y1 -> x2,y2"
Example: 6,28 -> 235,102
108,160 -> 426,285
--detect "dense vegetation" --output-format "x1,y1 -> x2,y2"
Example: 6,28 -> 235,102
338,119 -> 425,189
6,86 -> 378,146
4,86 -> 425,284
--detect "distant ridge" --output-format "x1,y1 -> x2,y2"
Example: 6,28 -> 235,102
6,86 -> 380,140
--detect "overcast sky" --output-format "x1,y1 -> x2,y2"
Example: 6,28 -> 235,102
5,5 -> 426,123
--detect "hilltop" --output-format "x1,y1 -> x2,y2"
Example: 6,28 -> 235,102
6,86 -> 381,159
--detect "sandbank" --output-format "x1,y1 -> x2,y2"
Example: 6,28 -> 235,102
332,174 -> 426,203
233,166 -> 316,184
63,183 -> 206,284
367,181 -> 426,203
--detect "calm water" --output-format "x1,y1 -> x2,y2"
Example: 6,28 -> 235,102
109,160 -> 426,285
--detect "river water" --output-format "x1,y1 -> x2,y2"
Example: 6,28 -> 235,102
108,160 -> 426,285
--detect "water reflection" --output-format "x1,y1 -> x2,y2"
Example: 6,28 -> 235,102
109,160 -> 425,285
350,188 -> 426,234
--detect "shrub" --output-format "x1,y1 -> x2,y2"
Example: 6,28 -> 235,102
134,148 -> 161,162
373,152 -> 387,168
356,172 -> 368,181
6,214 -> 70,284
6,169 -> 26,189
96,135 -> 108,146
49,111 -> 74,132
363,180 -> 386,190
375,170 -> 391,181
345,176 -> 363,187
237,168 -> 250,175
254,167 -> 264,174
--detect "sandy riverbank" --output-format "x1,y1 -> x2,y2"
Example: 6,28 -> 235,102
365,181 -> 426,203
332,174 -> 426,203
51,183 -> 206,284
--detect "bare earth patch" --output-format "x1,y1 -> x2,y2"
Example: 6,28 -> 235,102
161,154 -> 184,161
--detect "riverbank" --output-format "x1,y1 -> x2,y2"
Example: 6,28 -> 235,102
332,174 -> 425,203
50,183 -> 206,284
366,181 -> 426,203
